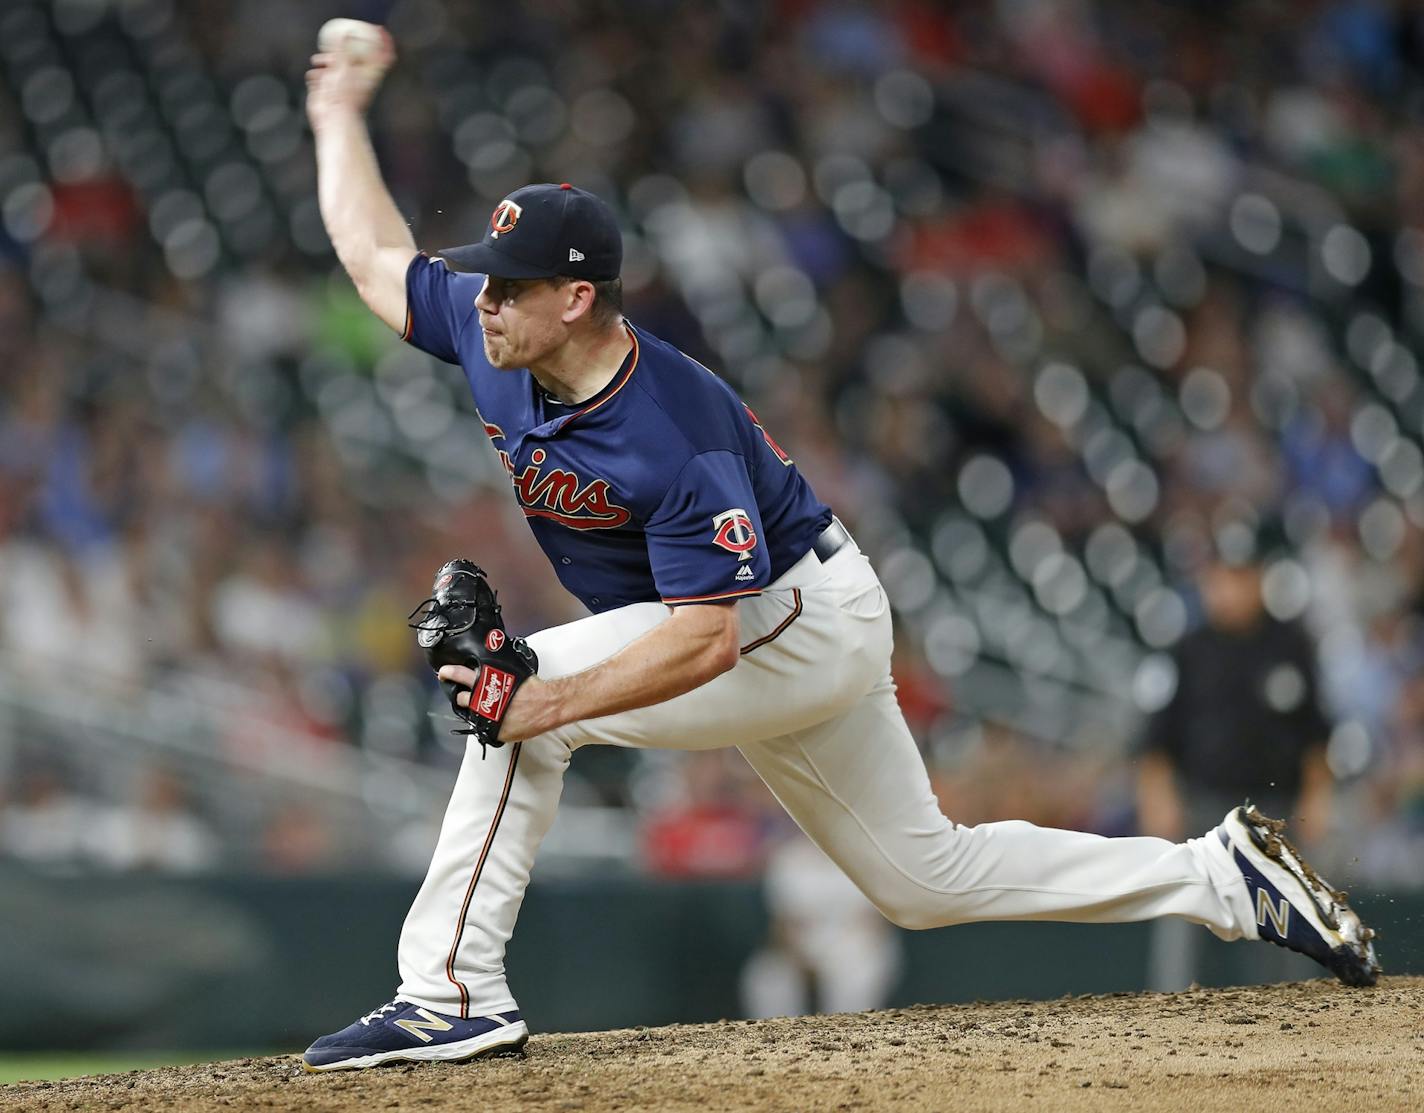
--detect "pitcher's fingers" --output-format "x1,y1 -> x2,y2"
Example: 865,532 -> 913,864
438,664 -> 480,689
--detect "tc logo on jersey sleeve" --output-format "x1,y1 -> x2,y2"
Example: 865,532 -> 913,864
712,508 -> 758,561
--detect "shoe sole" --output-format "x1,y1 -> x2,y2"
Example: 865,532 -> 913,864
302,1022 -> 529,1072
1232,806 -> 1380,987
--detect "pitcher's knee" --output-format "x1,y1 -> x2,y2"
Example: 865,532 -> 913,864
868,887 -> 950,931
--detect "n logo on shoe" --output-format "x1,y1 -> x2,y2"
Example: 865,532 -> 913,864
394,1008 -> 455,1043
1256,888 -> 1291,937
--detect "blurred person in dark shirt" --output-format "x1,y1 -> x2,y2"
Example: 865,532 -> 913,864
1137,515 -> 1334,987
1138,520 -> 1333,841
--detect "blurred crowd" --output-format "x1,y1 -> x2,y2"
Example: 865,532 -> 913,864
1,0 -> 1424,886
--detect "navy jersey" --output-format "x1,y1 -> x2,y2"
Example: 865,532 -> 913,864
402,254 -> 832,613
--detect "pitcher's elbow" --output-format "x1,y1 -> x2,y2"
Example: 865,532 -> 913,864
712,637 -> 741,676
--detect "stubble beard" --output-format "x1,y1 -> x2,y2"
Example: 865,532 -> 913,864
482,330 -> 522,370
483,324 -> 562,372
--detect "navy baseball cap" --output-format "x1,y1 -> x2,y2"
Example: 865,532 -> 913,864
438,183 -> 622,281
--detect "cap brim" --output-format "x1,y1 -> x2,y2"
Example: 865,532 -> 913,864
436,242 -> 556,279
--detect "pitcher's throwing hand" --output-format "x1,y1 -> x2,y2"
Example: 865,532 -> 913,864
305,18 -> 394,131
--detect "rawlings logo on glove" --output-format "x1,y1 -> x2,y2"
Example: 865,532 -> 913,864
409,559 -> 538,756
473,666 -> 515,719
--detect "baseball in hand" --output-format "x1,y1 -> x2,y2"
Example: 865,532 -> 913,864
316,18 -> 392,69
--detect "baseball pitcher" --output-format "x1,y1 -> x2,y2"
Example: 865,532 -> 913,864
300,23 -> 1379,1072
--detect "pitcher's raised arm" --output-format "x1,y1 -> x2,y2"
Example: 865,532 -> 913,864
305,22 -> 415,334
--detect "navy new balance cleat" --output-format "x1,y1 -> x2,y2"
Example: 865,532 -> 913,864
302,1000 -> 528,1072
1218,805 -> 1381,987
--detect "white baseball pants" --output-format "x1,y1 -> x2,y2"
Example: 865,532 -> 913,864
395,542 -> 1255,1018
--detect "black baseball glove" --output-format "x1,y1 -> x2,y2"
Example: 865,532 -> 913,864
409,558 -> 538,756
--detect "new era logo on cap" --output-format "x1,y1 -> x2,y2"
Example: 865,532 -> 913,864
437,183 -> 622,281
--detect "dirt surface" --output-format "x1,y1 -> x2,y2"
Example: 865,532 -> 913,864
4,978 -> 1421,1112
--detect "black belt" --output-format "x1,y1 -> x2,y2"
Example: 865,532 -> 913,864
811,516 -> 852,562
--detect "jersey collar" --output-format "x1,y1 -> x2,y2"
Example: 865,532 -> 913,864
529,324 -> 640,437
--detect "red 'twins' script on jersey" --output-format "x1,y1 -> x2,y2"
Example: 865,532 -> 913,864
484,422 -> 633,530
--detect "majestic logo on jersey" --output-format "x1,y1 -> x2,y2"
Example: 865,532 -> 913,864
712,508 -> 758,561
490,199 -> 522,238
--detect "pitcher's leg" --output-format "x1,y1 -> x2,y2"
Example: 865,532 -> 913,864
396,733 -> 570,1016
395,603 -> 674,1015
738,674 -> 1253,937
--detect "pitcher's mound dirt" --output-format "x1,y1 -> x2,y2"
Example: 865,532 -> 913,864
4,977 -> 1421,1112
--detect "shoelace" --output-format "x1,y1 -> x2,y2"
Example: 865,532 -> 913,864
360,1001 -> 403,1025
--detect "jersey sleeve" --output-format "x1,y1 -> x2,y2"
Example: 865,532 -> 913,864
647,450 -> 771,605
401,253 -> 482,364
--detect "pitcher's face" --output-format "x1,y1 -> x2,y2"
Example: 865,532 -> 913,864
474,276 -> 570,370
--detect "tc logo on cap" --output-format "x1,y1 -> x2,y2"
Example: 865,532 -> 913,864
490,199 -> 522,238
